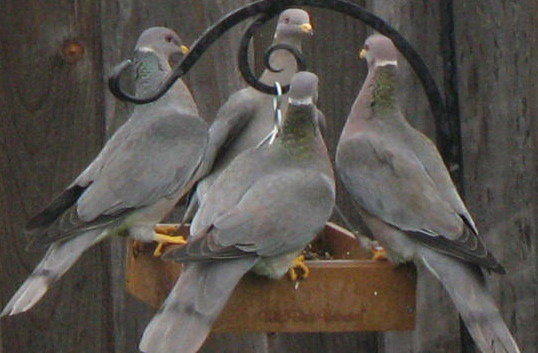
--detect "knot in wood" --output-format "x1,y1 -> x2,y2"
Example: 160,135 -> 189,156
61,40 -> 85,63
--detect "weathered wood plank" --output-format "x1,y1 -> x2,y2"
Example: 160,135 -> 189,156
0,1 -> 114,352
453,1 -> 537,352
298,4 -> 383,353
268,332 -> 380,353
185,3 -> 268,351
100,0 -> 265,352
304,3 -> 370,232
364,1 -> 463,353
252,3 -> 381,352
1,1 -> 534,353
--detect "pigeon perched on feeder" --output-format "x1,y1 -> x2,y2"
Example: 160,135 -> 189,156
182,8 -> 322,222
1,27 -> 208,317
140,71 -> 335,353
335,34 -> 520,353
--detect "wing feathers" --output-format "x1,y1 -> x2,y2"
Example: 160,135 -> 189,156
25,184 -> 87,231
407,228 -> 505,273
338,133 -> 503,271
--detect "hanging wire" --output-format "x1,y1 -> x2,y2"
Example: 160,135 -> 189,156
237,13 -> 307,95
269,82 -> 283,144
257,82 -> 284,148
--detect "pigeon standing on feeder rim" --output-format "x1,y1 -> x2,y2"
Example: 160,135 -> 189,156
140,72 -> 335,353
1,27 -> 208,317
335,34 -> 521,353
182,8 -> 324,222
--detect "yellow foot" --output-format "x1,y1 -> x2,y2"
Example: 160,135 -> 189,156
154,224 -> 180,236
153,233 -> 187,257
371,244 -> 388,261
288,255 -> 310,282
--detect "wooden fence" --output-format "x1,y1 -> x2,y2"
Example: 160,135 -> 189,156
0,1 -> 535,352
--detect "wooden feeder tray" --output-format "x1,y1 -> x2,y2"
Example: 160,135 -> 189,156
126,222 -> 416,332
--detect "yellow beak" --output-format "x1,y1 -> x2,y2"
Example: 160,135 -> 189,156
299,23 -> 314,35
180,45 -> 190,55
359,48 -> 367,60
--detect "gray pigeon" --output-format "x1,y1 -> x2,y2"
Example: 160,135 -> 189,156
183,8 -> 322,222
1,27 -> 208,317
335,34 -> 520,353
140,71 -> 335,353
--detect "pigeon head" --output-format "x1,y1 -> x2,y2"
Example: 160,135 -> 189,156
135,27 -> 189,68
278,72 -> 322,145
275,9 -> 313,42
359,34 -> 399,69
288,71 -> 319,106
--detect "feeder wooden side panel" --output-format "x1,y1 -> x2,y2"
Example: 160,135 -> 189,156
126,239 -> 416,333
214,261 -> 416,332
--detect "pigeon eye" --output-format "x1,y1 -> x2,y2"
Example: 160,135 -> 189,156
165,35 -> 174,43
364,44 -> 370,50
284,18 -> 290,24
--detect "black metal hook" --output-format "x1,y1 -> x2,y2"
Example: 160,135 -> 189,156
108,0 -> 447,144
109,59 -> 134,99
238,13 -> 307,95
263,43 -> 307,75
264,45 -> 285,73
264,44 -> 307,74
108,0 -> 286,103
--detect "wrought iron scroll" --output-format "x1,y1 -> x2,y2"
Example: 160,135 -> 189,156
108,0 -> 456,168
237,12 -> 307,94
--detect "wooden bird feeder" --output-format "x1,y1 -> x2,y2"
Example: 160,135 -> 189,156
126,222 -> 416,332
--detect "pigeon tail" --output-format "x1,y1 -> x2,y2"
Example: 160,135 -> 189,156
420,248 -> 521,353
140,258 -> 257,353
1,230 -> 101,317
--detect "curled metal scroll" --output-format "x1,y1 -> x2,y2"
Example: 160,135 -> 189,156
108,0 -> 443,110
108,0 -> 450,160
109,0 -> 285,104
238,13 -> 307,95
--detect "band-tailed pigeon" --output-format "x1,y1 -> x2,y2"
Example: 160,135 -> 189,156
1,27 -> 208,317
140,71 -> 335,353
182,9 -> 324,222
335,34 -> 520,353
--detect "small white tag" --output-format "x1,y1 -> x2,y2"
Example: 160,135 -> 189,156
137,46 -> 157,54
289,97 -> 313,105
375,60 -> 398,68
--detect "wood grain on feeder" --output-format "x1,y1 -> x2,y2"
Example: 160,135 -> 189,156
126,222 -> 416,333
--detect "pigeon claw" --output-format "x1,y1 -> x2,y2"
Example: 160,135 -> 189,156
288,255 -> 310,282
153,233 -> 187,257
371,244 -> 388,261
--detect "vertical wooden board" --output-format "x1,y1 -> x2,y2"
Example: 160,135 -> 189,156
199,333 -> 269,353
303,3 -> 370,233
453,1 -> 537,352
100,1 -> 267,352
252,3 -> 368,228
267,332 -> 379,353
253,3 -> 379,352
0,1 -> 114,353
295,5 -> 380,353
365,2 -> 462,353
366,0 -> 440,136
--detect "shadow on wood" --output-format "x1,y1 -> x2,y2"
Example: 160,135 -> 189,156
126,222 -> 416,333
